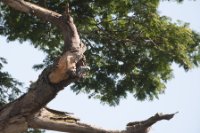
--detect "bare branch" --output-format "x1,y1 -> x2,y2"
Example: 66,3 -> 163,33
126,112 -> 178,133
28,108 -> 121,133
28,108 -> 177,133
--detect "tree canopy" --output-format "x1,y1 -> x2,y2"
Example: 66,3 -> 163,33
0,0 -> 200,107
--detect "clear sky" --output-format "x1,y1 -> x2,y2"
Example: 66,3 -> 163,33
0,1 -> 200,133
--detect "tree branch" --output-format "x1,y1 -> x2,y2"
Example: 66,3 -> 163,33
2,0 -> 88,83
2,0 -> 84,51
0,1 -> 87,133
2,0 -> 61,27
28,108 -> 177,133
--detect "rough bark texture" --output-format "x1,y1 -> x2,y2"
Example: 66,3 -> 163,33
0,0 -> 176,133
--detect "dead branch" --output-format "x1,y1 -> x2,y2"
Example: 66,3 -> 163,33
28,108 -> 177,133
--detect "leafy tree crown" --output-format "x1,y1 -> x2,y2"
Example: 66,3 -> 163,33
0,0 -> 200,106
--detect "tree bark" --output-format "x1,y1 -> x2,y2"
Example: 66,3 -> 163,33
0,0 -> 176,133
27,108 -> 177,133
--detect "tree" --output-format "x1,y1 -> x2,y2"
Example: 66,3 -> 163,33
0,0 -> 199,133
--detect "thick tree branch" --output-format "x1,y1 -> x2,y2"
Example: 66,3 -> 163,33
0,1 -> 87,133
28,108 -> 120,133
28,108 -> 176,133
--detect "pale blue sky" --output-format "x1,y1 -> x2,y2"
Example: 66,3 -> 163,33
0,1 -> 200,133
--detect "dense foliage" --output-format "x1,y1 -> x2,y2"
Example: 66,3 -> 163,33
0,0 -> 200,106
